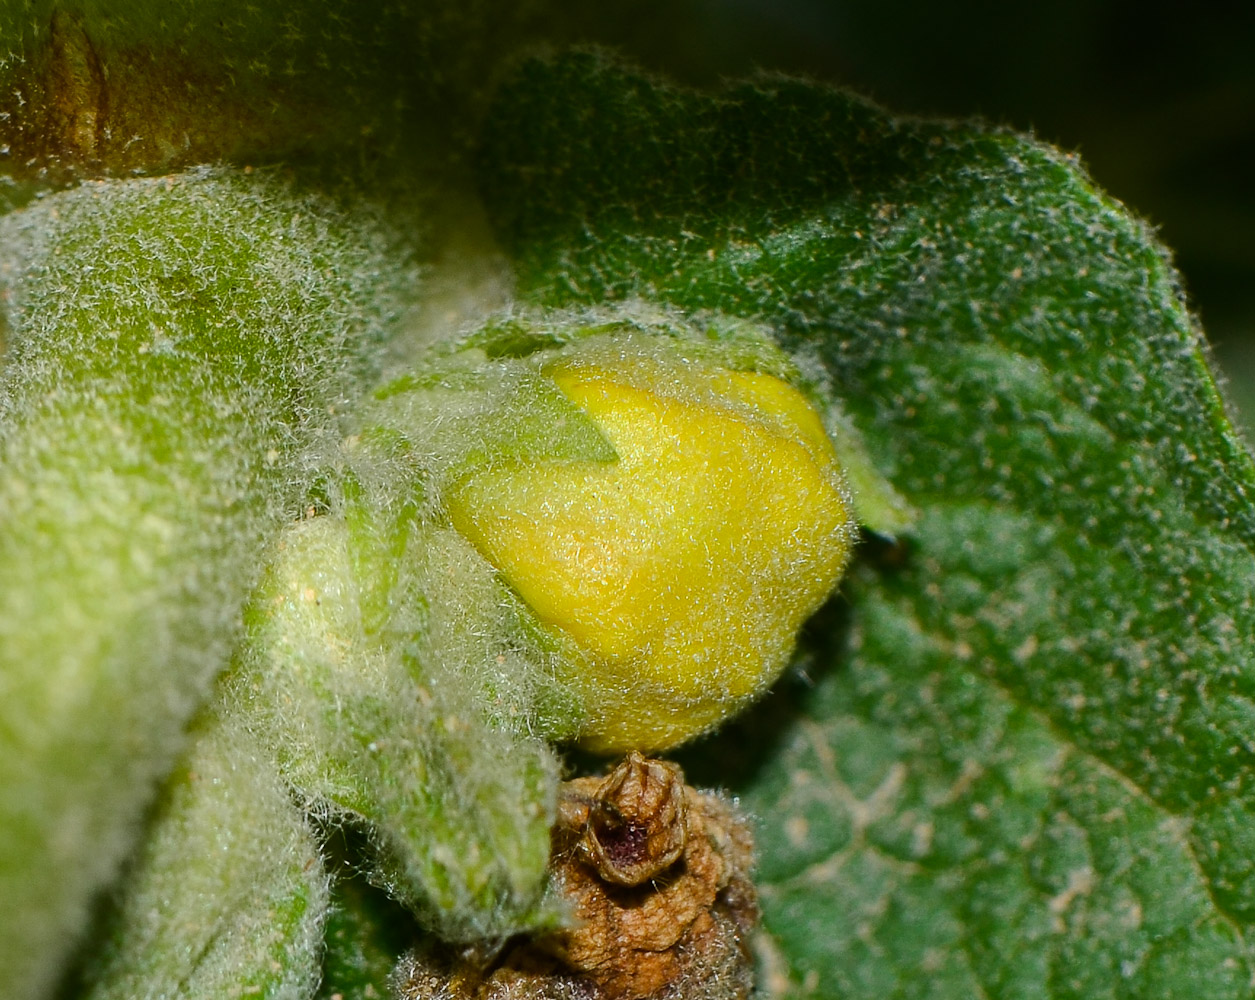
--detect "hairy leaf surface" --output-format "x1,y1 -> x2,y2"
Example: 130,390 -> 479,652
478,52 -> 1255,996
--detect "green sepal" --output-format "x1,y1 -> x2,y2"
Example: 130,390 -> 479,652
825,406 -> 916,538
366,337 -> 620,499
228,504 -> 564,942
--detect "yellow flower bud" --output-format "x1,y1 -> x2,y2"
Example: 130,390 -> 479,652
448,341 -> 855,752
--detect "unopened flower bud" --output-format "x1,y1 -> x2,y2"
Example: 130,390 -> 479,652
447,335 -> 855,751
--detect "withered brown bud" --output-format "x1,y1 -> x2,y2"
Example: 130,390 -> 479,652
578,751 -> 688,886
394,756 -> 759,1000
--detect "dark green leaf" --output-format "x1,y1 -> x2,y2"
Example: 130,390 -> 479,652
478,52 -> 1255,996
317,857 -> 418,1000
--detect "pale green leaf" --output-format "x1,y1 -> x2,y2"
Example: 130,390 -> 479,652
0,168 -> 411,1000
82,714 -> 328,1000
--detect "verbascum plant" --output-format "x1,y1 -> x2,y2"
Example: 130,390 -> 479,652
477,52 -> 1255,996
1,14 -> 1253,1000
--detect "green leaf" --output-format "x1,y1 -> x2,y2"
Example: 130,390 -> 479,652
81,713 -> 328,1000
0,167 -> 410,1000
477,53 -> 1255,995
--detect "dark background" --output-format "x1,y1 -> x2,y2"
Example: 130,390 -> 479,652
579,0 -> 1255,427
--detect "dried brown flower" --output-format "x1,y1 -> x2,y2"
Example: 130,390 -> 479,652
571,752 -> 689,887
394,753 -> 759,1000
